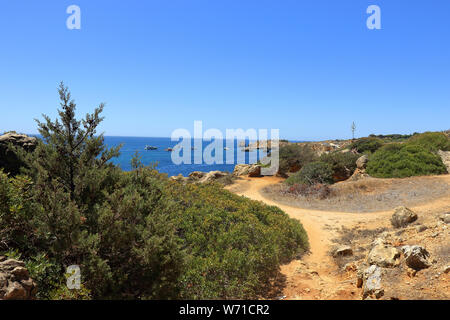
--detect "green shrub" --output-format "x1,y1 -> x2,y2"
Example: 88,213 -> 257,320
368,133 -> 415,142
366,144 -> 447,178
278,144 -> 317,175
25,253 -> 64,300
407,131 -> 450,152
350,137 -> 384,154
285,161 -> 334,185
0,83 -> 309,300
167,181 -> 309,299
319,152 -> 359,181
0,167 -> 309,300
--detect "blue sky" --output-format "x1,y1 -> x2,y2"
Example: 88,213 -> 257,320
1,0 -> 449,140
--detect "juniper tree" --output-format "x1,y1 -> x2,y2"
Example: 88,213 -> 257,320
31,82 -> 121,201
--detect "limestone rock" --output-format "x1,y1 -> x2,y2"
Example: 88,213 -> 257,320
233,164 -> 261,177
415,225 -> 428,233
0,258 -> 36,300
4,282 -> 28,300
188,171 -> 206,181
332,245 -> 353,258
344,262 -> 357,272
175,170 -> 232,184
362,265 -> 384,299
199,171 -> 230,183
170,174 -> 187,182
0,132 -> 37,175
391,206 -> 418,228
11,267 -> 29,280
348,168 -> 370,181
437,150 -> 450,173
356,155 -> 369,169
401,245 -> 431,271
367,244 -> 401,268
439,213 -> 450,224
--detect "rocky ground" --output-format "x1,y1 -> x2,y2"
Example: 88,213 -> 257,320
227,175 -> 450,300
331,208 -> 449,300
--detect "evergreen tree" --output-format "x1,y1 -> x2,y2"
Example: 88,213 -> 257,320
31,82 -> 121,201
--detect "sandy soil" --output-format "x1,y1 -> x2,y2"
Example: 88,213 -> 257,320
260,175 -> 450,212
226,175 -> 450,300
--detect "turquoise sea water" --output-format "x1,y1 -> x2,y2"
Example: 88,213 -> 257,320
104,136 -> 268,176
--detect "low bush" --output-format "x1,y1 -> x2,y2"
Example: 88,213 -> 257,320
319,152 -> 359,181
349,137 -> 384,154
285,161 -> 334,185
366,144 -> 447,178
278,144 -> 317,176
368,133 -> 415,142
0,167 -> 309,299
407,131 -> 450,152
0,83 -> 309,300
167,181 -> 309,299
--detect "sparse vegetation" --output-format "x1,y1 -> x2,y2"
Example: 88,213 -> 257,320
283,183 -> 333,199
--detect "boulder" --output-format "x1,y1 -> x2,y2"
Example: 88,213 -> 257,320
415,225 -> 428,233
401,245 -> 431,271
11,267 -> 29,280
348,168 -> 370,181
437,150 -> 450,173
332,245 -> 353,258
247,165 -> 261,177
367,244 -> 401,268
371,238 -> 387,247
0,132 -> 37,149
0,258 -> 36,300
439,213 -> 450,224
4,282 -> 28,300
344,262 -> 357,272
0,132 -> 37,175
170,174 -> 187,182
390,206 -> 418,228
233,164 -> 261,177
362,265 -> 384,299
188,171 -> 206,181
176,171 -> 232,184
0,259 -> 25,270
199,171 -> 230,183
356,155 -> 369,169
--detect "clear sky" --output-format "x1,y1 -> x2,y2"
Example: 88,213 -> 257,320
1,0 -> 449,141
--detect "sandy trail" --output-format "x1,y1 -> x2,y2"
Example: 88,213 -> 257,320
226,175 -> 450,300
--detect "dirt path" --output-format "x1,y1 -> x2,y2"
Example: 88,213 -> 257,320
226,175 -> 450,300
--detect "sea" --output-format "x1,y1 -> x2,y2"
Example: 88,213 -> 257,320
104,136 -> 268,177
